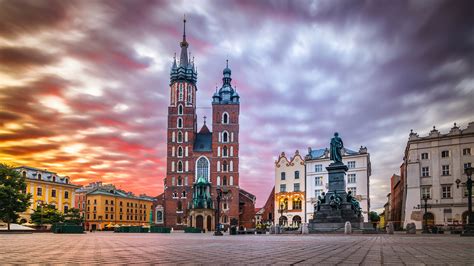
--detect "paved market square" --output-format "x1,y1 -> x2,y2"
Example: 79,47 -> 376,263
1,232 -> 473,265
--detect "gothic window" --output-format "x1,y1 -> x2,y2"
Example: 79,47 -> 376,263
223,146 -> 228,157
172,191 -> 178,198
223,161 -> 228,172
177,161 -> 183,172
177,118 -> 183,128
187,85 -> 193,103
177,201 -> 183,211
156,211 -> 163,223
182,191 -> 186,197
196,156 -> 210,181
222,131 -> 229,143
223,176 -> 228,186
178,104 -> 183,115
178,176 -> 182,186
178,146 -> 183,157
178,83 -> 184,101
177,131 -> 183,143
222,112 -> 229,124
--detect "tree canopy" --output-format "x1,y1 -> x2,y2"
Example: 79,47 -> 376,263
0,163 -> 32,230
31,204 -> 64,225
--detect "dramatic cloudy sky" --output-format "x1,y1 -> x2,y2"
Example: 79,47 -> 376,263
0,0 -> 473,209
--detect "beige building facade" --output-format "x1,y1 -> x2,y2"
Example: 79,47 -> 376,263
274,150 -> 305,226
402,122 -> 474,228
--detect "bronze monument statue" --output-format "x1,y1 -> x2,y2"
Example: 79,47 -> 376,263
330,132 -> 343,164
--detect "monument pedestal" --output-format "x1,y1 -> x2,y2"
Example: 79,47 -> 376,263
309,162 -> 363,233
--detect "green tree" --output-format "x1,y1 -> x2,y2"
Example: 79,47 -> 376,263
369,211 -> 380,222
63,208 -> 83,225
0,163 -> 32,231
30,204 -> 64,226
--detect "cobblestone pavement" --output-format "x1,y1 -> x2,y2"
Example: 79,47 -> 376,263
1,232 -> 473,265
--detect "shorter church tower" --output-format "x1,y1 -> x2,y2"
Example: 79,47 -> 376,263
211,60 -> 240,225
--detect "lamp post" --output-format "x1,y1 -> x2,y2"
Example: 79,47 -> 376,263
214,188 -> 223,236
421,195 -> 430,234
462,167 -> 474,236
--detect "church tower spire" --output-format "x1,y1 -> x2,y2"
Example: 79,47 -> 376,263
179,16 -> 189,67
170,16 -> 197,85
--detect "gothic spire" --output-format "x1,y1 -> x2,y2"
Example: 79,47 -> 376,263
179,16 -> 189,67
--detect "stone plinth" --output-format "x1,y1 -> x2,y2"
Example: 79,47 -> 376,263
326,162 -> 348,194
309,161 -> 362,233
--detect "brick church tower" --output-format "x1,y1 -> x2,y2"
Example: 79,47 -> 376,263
159,19 -> 254,230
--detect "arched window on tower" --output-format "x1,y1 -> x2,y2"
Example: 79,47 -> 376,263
177,176 -> 183,186
223,146 -> 228,157
222,161 -> 228,172
177,161 -> 183,172
178,83 -> 184,101
196,157 -> 210,181
187,85 -> 193,104
177,131 -> 183,143
178,104 -> 183,115
177,118 -> 183,128
222,131 -> 229,143
217,176 -> 221,186
178,146 -> 183,157
222,112 -> 229,124
223,176 -> 228,186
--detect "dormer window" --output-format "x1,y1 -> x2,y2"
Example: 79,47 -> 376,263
38,174 -> 41,180
22,171 -> 26,178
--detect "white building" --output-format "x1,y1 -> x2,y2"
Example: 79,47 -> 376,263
402,122 -> 474,228
274,150 -> 305,226
305,146 -> 371,222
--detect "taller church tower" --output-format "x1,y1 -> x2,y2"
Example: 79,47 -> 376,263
164,18 -> 197,227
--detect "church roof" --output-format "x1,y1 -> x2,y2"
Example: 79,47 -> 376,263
193,132 -> 212,152
199,124 -> 210,134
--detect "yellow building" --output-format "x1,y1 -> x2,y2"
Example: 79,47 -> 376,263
14,166 -> 80,223
83,187 -> 155,230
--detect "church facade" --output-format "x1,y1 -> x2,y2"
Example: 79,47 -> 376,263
157,19 -> 255,230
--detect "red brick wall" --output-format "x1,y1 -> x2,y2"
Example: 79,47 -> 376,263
261,186 -> 275,223
239,191 -> 256,229
390,163 -> 405,230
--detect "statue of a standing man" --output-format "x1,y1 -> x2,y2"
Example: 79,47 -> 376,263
330,132 -> 344,163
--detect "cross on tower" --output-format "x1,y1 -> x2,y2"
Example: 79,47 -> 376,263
203,116 -> 207,125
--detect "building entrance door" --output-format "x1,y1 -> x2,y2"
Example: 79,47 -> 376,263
196,215 -> 204,230
207,215 -> 212,231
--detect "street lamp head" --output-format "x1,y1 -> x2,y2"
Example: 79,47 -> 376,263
465,167 -> 474,177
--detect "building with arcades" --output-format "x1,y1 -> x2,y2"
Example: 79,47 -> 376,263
157,19 -> 255,231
